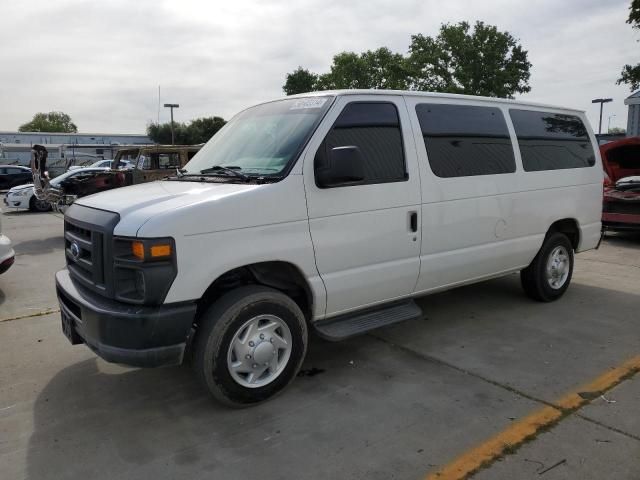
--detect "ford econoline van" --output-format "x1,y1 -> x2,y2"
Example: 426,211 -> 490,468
54,90 -> 603,406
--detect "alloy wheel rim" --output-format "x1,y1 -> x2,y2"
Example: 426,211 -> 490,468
226,314 -> 292,388
545,246 -> 570,289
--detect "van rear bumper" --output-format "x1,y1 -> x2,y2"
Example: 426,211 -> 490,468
55,269 -> 197,367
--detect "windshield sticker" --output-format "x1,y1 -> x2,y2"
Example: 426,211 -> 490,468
289,98 -> 328,110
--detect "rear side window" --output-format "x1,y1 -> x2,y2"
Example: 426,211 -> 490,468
509,110 -> 595,171
416,104 -> 516,178
315,102 -> 406,185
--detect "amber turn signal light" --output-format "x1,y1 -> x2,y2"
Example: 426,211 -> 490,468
131,241 -> 145,260
150,244 -> 172,258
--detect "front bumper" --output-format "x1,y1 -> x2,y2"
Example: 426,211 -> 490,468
56,269 -> 197,367
602,212 -> 640,231
4,192 -> 30,209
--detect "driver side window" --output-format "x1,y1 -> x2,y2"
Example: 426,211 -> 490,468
314,102 -> 407,187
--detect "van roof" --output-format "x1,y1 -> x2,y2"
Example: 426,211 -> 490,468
285,89 -> 585,113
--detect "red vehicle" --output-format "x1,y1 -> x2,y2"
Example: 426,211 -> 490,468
601,137 -> 640,231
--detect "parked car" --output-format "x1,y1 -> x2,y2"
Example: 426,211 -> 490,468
54,91 -> 602,406
601,137 -> 640,231
31,145 -> 201,211
4,167 -> 109,212
0,165 -> 32,190
0,213 -> 14,274
68,159 -> 134,171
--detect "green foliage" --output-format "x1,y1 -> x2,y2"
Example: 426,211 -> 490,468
316,48 -> 409,90
608,127 -> 626,134
283,22 -> 531,99
407,21 -> 531,98
628,0 -> 640,27
147,116 -> 226,144
618,0 -> 640,90
19,111 -> 78,133
283,67 -> 318,95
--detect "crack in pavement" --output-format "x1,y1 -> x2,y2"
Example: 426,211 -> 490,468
0,308 -> 60,323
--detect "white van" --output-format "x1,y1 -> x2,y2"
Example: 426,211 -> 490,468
55,90 -> 603,406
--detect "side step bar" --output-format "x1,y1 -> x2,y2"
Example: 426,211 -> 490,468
313,300 -> 423,341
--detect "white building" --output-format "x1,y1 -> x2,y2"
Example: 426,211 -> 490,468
625,91 -> 640,137
0,131 -> 152,165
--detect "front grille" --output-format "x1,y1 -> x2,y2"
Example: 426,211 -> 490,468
603,201 -> 640,215
64,204 -> 120,298
65,220 -> 105,287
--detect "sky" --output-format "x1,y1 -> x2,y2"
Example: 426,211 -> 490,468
0,0 -> 636,134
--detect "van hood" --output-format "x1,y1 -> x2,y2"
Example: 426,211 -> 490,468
76,180 -> 261,218
74,174 -> 307,238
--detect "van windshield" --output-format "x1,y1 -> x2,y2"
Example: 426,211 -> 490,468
182,96 -> 334,178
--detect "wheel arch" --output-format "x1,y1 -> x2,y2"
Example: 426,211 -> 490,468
547,218 -> 580,250
195,261 -> 314,323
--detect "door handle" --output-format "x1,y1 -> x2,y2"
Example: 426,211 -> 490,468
409,211 -> 418,233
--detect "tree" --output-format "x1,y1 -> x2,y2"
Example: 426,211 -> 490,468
283,67 -> 318,95
316,48 -> 409,90
407,21 -> 531,98
185,117 -> 226,144
282,22 -> 531,99
609,127 -> 626,134
19,111 -> 78,133
147,116 -> 226,144
618,0 -> 640,90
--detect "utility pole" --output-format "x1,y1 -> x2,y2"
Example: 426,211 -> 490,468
163,103 -> 180,145
591,98 -> 612,135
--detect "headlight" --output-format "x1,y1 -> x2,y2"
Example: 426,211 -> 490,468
112,237 -> 177,305
14,189 -> 31,197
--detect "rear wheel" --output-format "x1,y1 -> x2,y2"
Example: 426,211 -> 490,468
193,285 -> 308,407
521,232 -> 574,302
29,196 -> 51,212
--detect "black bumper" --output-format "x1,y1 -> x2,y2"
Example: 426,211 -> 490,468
56,269 -> 197,367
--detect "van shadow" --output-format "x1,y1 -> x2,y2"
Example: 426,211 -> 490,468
22,336 -> 367,480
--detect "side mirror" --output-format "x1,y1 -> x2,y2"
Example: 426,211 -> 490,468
316,145 -> 366,188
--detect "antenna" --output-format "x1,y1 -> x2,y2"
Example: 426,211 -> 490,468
157,85 -> 161,124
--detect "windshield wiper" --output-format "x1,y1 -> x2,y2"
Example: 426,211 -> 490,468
199,165 -> 250,181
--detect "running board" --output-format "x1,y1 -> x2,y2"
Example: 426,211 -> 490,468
313,300 -> 423,341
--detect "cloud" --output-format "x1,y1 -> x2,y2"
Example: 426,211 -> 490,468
0,0 -> 634,133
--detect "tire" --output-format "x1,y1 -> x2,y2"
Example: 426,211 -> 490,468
520,232 -> 574,302
193,285 -> 308,407
29,196 -> 51,212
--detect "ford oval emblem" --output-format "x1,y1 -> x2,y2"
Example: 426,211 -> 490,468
70,241 -> 81,261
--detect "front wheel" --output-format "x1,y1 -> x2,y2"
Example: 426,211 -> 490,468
521,232 -> 574,302
193,285 -> 308,407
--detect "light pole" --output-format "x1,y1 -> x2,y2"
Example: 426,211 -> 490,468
591,98 -> 612,135
163,103 -> 180,145
607,114 -> 616,133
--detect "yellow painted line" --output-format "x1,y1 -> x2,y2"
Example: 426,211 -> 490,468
0,308 -> 60,323
425,355 -> 640,480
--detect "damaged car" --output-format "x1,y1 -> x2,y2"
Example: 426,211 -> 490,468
601,137 -> 640,231
31,144 -> 202,212
4,167 -> 109,212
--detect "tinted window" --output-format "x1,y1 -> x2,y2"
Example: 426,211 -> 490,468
416,104 -> 516,178
315,102 -> 406,186
509,110 -> 595,171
